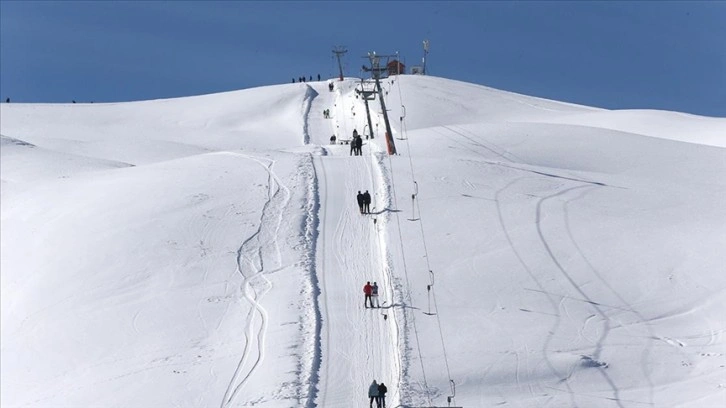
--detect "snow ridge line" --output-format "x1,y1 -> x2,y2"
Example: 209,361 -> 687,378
221,154 -> 290,408
302,85 -> 318,145
296,153 -> 323,407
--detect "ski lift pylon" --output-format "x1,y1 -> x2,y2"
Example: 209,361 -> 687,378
423,269 -> 436,316
407,181 -> 420,221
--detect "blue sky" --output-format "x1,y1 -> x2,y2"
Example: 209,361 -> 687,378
1,1 -> 724,116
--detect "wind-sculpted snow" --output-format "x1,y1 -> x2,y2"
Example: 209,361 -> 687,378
2,76 -> 725,407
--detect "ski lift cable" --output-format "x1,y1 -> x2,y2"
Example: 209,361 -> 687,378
336,80 -> 349,142
385,151 -> 433,406
394,73 -> 456,401
369,177 -> 406,405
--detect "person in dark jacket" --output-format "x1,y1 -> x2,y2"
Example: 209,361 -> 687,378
377,382 -> 388,408
357,191 -> 365,214
364,282 -> 374,308
363,190 -> 371,214
355,135 -> 363,156
317,73 -> 321,81
368,380 -> 380,407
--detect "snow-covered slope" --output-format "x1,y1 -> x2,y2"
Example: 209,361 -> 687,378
2,75 -> 725,408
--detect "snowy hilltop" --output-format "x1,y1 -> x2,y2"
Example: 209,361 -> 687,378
2,75 -> 725,407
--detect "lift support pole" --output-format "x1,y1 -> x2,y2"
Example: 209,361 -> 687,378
356,79 -> 376,139
364,52 -> 396,155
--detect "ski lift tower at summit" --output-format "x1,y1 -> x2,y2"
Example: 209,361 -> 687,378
362,51 -> 397,155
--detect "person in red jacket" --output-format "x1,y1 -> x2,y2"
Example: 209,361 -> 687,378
364,282 -> 373,308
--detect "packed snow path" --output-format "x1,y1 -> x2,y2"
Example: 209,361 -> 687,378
306,80 -> 402,407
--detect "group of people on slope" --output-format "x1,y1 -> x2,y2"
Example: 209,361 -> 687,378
293,74 -> 321,83
357,190 -> 372,214
322,109 -> 331,119
368,380 -> 388,408
363,281 -> 381,309
350,129 -> 363,156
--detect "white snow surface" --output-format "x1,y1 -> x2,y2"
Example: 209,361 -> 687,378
2,75 -> 726,407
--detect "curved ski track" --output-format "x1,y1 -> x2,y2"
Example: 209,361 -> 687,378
221,154 -> 291,408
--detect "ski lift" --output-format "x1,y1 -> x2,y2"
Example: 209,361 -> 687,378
408,381 -> 461,408
423,269 -> 436,316
447,380 -> 457,407
407,181 -> 420,221
355,81 -> 377,101
396,105 -> 407,140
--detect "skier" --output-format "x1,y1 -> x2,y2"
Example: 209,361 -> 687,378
363,190 -> 371,214
377,382 -> 388,408
330,135 -> 336,144
368,380 -> 380,408
357,191 -> 365,214
372,282 -> 379,308
329,82 -> 334,92
364,282 -> 373,308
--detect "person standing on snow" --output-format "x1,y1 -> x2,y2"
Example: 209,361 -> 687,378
368,380 -> 380,407
357,191 -> 365,214
377,382 -> 388,408
352,129 -> 360,154
364,282 -> 374,308
363,190 -> 371,214
372,282 -> 380,308
355,134 -> 363,156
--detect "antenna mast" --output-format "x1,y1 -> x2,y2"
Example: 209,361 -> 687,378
332,46 -> 348,81
422,39 -> 430,75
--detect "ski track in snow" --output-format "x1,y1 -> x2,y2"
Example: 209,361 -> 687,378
494,170 -> 659,407
221,154 -> 290,408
